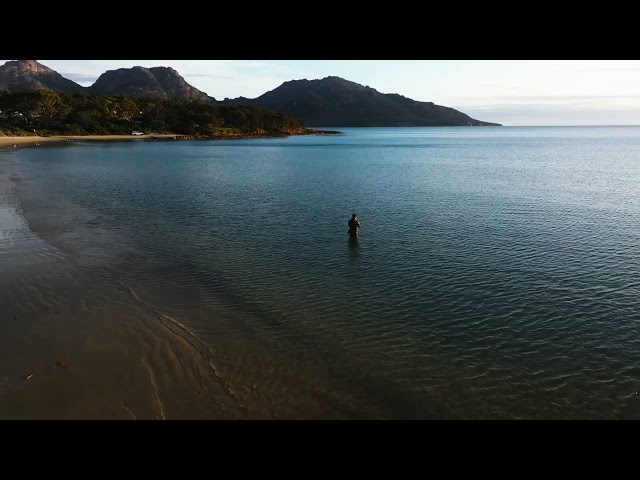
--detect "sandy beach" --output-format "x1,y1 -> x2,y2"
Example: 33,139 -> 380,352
0,129 -> 342,149
0,134 -> 177,148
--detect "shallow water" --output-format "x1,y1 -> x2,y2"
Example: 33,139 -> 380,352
1,126 -> 640,419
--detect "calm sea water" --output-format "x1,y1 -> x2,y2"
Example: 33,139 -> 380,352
2,126 -> 640,419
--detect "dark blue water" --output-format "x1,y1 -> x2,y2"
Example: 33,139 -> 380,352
4,126 -> 640,419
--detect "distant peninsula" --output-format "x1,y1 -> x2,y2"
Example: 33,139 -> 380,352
221,76 -> 501,127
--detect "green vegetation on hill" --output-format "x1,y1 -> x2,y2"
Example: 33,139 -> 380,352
0,90 -> 308,137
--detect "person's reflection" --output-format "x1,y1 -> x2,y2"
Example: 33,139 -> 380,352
348,236 -> 361,257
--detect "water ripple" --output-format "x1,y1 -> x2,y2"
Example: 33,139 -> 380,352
2,129 -> 640,418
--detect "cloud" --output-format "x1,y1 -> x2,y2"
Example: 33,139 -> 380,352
184,73 -> 235,81
457,94 -> 640,105
455,103 -> 640,126
536,94 -> 636,102
582,67 -> 640,72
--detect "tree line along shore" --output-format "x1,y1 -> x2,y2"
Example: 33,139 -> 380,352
0,90 -> 342,143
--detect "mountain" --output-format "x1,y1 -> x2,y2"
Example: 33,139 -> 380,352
221,76 -> 500,127
0,61 -> 501,126
0,60 -> 83,93
87,66 -> 213,101
0,61 -> 212,102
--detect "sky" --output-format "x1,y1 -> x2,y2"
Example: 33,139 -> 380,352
3,59 -> 640,126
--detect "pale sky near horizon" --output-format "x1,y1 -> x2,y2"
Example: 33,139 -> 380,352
2,59 -> 640,127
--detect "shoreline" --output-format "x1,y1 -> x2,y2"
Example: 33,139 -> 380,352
0,134 -> 177,149
0,129 -> 343,149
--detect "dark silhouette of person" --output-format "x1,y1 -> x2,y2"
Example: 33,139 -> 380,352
348,213 -> 361,239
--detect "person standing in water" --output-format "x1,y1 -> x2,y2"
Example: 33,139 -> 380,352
348,213 -> 361,239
